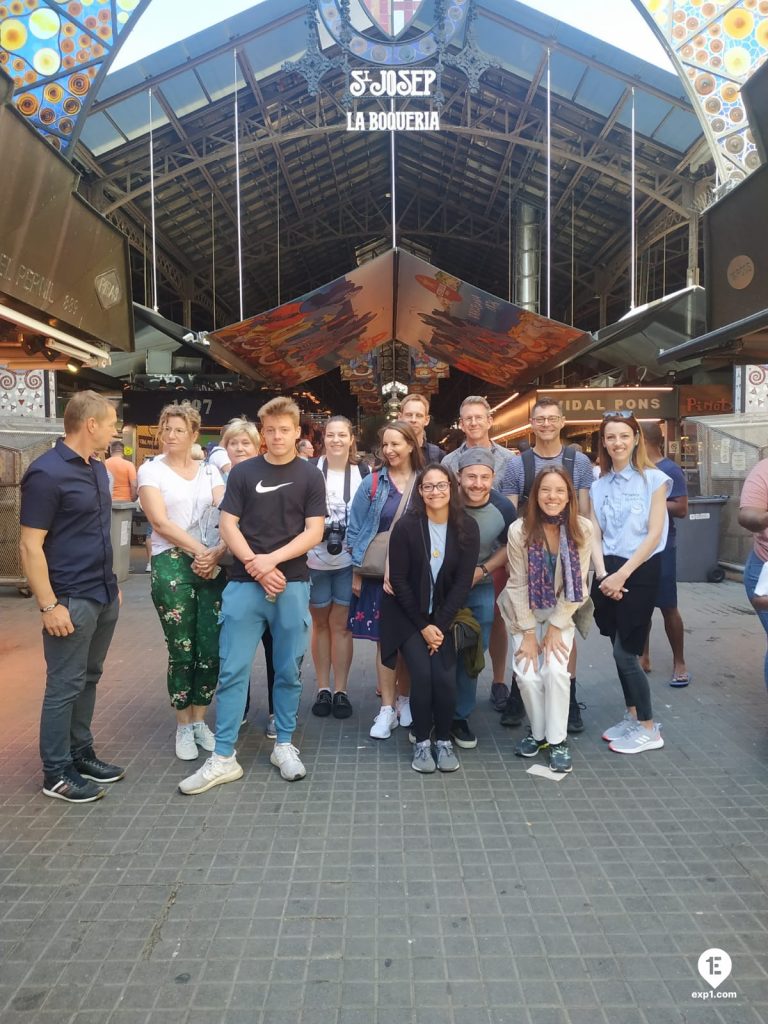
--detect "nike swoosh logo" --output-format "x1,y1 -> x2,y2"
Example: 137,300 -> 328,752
255,481 -> 293,494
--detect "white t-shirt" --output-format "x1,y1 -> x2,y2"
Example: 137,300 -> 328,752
307,459 -> 365,571
137,458 -> 223,555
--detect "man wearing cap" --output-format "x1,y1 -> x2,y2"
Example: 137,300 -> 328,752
442,396 -> 515,712
450,449 -> 516,749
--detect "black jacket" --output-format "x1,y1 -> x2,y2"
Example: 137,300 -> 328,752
380,510 -> 480,668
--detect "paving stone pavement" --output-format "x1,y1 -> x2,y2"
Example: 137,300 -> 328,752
1,562 -> 768,1024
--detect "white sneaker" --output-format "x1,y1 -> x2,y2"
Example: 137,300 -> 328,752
395,695 -> 413,728
178,753 -> 243,794
192,721 -> 216,751
270,743 -> 306,781
370,706 -> 398,740
175,725 -> 198,760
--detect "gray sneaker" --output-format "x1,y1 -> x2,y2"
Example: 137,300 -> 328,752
609,723 -> 664,754
601,712 -> 635,742
265,714 -> 276,740
435,740 -> 460,773
411,741 -> 436,774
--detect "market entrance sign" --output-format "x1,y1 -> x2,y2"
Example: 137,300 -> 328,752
346,68 -> 439,131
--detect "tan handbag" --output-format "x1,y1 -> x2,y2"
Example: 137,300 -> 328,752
357,472 -> 415,579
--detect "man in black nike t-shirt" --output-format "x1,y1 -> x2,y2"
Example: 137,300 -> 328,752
179,397 -> 325,793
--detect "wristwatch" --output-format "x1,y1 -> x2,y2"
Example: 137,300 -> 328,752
40,601 -> 59,613
480,563 -> 489,579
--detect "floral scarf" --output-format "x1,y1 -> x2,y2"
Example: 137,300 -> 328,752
527,513 -> 583,610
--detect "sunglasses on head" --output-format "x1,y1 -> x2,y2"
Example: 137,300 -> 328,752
602,410 -> 635,420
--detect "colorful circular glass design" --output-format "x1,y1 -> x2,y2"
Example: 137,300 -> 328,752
0,0 -> 148,153
638,0 -> 768,180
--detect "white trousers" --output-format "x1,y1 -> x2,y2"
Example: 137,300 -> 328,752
511,617 -> 575,746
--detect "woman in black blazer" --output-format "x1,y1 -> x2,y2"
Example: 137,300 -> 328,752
381,463 -> 480,773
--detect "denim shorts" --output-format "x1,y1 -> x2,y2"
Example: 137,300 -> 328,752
309,565 -> 354,608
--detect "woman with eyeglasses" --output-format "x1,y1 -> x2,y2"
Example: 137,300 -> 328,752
380,464 -> 479,772
590,412 -> 671,754
346,421 -> 425,739
308,416 -> 369,721
498,468 -> 592,773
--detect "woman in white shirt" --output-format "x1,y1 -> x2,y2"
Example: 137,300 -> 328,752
309,416 -> 368,720
137,402 -> 226,760
590,412 -> 671,755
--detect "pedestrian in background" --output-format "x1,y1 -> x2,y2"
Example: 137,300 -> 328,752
640,422 -> 690,687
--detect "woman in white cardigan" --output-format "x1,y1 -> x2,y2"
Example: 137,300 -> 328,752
498,467 -> 592,773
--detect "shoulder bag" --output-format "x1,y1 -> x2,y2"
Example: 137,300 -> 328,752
357,472 -> 415,579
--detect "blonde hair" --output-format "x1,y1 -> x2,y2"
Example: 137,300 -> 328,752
156,402 -> 201,440
63,391 -> 114,433
259,396 -> 300,426
221,418 -> 261,450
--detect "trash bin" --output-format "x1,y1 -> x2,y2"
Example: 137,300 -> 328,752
675,495 -> 728,583
111,501 -> 135,583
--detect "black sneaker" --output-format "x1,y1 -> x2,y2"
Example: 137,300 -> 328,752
332,691 -> 353,719
43,766 -> 106,803
449,718 -> 477,749
549,742 -> 573,773
311,689 -> 333,717
567,701 -> 585,734
72,747 -> 125,783
500,693 -> 525,727
515,731 -> 548,757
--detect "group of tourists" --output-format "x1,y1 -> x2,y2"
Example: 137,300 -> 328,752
25,382 -> 759,806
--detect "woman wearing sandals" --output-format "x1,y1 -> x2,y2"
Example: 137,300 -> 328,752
498,468 -> 592,773
346,422 -> 424,739
309,416 -> 369,721
138,402 -> 226,760
381,463 -> 479,773
590,411 -> 671,755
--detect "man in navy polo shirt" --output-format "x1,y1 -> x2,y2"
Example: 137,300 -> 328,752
20,391 -> 125,803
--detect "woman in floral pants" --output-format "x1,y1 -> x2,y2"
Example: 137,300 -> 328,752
137,403 -> 226,760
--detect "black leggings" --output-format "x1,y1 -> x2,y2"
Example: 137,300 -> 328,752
400,631 -> 458,742
613,633 -> 653,721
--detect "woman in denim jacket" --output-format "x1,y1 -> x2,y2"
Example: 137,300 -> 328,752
346,422 -> 424,739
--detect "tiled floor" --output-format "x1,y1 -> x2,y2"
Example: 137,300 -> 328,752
1,564 -> 767,1024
